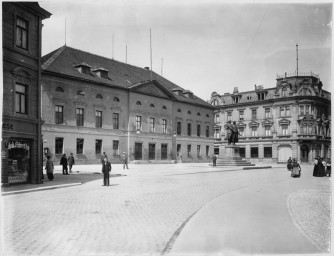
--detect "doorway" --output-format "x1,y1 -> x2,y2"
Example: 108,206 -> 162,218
134,143 -> 142,160
149,143 -> 155,160
300,145 -> 309,163
161,144 -> 167,160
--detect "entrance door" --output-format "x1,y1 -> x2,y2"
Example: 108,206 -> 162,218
149,144 -> 155,160
278,146 -> 292,162
301,145 -> 309,163
134,143 -> 142,160
161,144 -> 167,160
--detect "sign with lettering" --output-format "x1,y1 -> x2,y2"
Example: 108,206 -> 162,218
2,123 -> 14,130
8,142 -> 30,151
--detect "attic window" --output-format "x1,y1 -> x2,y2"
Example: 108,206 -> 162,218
113,97 -> 120,102
187,111 -> 191,114
150,104 -> 154,108
257,92 -> 267,100
197,112 -> 201,116
96,94 -> 103,99
75,62 -> 92,75
247,96 -> 252,100
233,96 -> 241,103
162,106 -> 167,110
55,87 -> 64,92
136,101 -> 141,105
77,90 -> 85,96
177,109 -> 181,113
93,67 -> 109,79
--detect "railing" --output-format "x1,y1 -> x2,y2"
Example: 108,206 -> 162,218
276,71 -> 319,79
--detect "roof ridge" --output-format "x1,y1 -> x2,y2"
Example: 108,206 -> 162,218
42,45 -> 67,70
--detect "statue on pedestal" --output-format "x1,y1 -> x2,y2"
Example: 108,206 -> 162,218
226,120 -> 239,145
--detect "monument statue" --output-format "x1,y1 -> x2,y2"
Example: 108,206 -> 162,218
321,114 -> 330,139
226,120 -> 239,145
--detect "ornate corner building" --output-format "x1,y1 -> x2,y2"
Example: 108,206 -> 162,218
209,72 -> 331,164
41,46 -> 215,164
2,2 -> 51,185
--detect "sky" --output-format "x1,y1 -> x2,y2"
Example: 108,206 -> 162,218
39,0 -> 332,101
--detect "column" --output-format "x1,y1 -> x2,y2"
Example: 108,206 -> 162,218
258,144 -> 264,161
245,144 -> 250,160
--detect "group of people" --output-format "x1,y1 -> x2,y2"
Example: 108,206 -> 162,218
286,157 -> 302,178
44,151 -> 129,184
313,157 -> 331,177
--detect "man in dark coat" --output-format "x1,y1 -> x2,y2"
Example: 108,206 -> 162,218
212,154 -> 217,167
60,154 -> 69,175
102,157 -> 112,186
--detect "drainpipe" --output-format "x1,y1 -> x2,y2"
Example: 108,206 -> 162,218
37,17 -> 43,184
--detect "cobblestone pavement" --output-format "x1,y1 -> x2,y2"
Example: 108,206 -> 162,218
2,164 -> 331,256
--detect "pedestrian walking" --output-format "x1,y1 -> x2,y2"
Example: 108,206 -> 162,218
212,154 -> 217,167
68,153 -> 75,173
60,154 -> 69,175
45,155 -> 54,181
325,158 -> 331,177
102,157 -> 111,186
291,159 -> 301,178
121,152 -> 129,169
287,157 -> 293,171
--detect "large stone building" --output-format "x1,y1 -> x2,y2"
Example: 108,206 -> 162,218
2,2 -> 51,185
41,46 -> 215,164
210,72 -> 331,164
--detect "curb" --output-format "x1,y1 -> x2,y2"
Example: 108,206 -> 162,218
243,166 -> 272,170
1,182 -> 83,196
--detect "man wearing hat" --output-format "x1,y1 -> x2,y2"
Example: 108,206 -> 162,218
121,152 -> 129,169
60,153 -> 69,175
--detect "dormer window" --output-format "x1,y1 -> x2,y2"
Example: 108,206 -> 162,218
257,92 -> 267,100
113,97 -> 120,102
96,94 -> 103,99
55,87 -> 64,92
77,90 -> 85,96
136,101 -> 141,105
177,109 -> 181,113
150,104 -> 154,108
162,106 -> 167,110
197,112 -> 201,116
75,62 -> 91,75
232,96 -> 241,103
93,67 -> 109,79
172,88 -> 183,96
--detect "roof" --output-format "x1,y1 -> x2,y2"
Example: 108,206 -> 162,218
41,46 -> 214,109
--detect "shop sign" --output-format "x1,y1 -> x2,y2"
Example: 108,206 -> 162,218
2,123 -> 14,130
8,142 -> 30,150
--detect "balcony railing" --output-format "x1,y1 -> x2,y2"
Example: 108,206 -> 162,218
277,71 -> 319,79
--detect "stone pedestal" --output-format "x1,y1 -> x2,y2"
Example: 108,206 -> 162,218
216,145 -> 254,166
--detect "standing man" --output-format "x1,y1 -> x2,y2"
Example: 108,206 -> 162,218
102,157 -> 111,186
45,155 -> 54,181
60,154 -> 69,175
68,153 -> 75,173
101,152 -> 108,172
121,152 -> 129,169
212,154 -> 217,167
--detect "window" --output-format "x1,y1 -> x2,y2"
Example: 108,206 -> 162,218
77,90 -> 85,96
177,109 -> 181,113
282,125 -> 288,135
187,145 -> 191,157
187,111 -> 191,114
55,105 -> 64,124
265,108 -> 271,118
206,146 -> 209,157
197,124 -> 201,137
251,147 -> 258,158
15,84 -> 27,114
95,140 -> 102,154
96,110 -> 102,128
187,123 -> 192,136
80,66 -> 90,75
150,104 -> 154,108
280,106 -> 290,117
206,126 -> 210,137
16,17 -> 28,49
257,92 -> 266,100
136,101 -> 141,105
113,140 -> 119,155
206,114 -> 209,118
264,147 -> 272,158
212,99 -> 219,105
113,113 -> 119,129
233,96 -> 240,103
239,148 -> 245,158
197,112 -> 201,116
55,87 -> 64,92
113,97 -> 120,102
239,111 -> 244,120
177,144 -> 181,154
162,119 -> 167,134
77,138 -> 84,154
251,127 -> 258,137
239,127 -> 244,137
305,105 -> 310,115
265,126 -> 271,136
161,144 -> 168,160
252,109 -> 257,120
55,138 -> 63,154
215,114 -> 220,123
227,112 -> 232,121
76,108 -> 84,126
136,116 -> 142,131
96,94 -> 103,99
162,106 -> 167,110
177,122 -> 181,135
150,118 -> 155,133
281,88 -> 287,97
300,106 -> 305,115
214,127 -> 221,139
302,124 -> 307,134
197,145 -> 201,157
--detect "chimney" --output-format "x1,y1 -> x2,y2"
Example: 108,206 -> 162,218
233,87 -> 239,94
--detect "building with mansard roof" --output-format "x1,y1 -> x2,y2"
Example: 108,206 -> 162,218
210,72 -> 331,164
41,46 -> 215,164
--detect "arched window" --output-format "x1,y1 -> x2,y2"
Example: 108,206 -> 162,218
150,104 -> 154,108
55,87 -> 64,92
188,111 -> 191,114
162,106 -> 167,110
113,97 -> 120,102
96,94 -> 103,99
77,90 -> 85,96
136,101 -> 141,105
177,109 -> 181,113
197,112 -> 201,116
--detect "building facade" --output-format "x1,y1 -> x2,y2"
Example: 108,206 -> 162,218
210,72 -> 331,164
2,2 -> 51,185
41,46 -> 215,164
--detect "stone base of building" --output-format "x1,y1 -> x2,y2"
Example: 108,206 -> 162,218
217,145 -> 255,166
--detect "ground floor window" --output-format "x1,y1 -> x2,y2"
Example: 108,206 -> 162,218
206,146 -> 209,157
214,147 -> 219,155
197,145 -> 201,157
264,147 -> 272,158
161,144 -> 168,160
251,147 -> 258,158
55,137 -> 63,154
95,140 -> 102,154
77,138 -> 84,154
239,147 -> 245,158
113,140 -> 119,156
187,145 -> 191,157
177,144 -> 181,153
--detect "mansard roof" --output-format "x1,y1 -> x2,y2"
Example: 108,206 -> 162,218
41,46 -> 214,109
